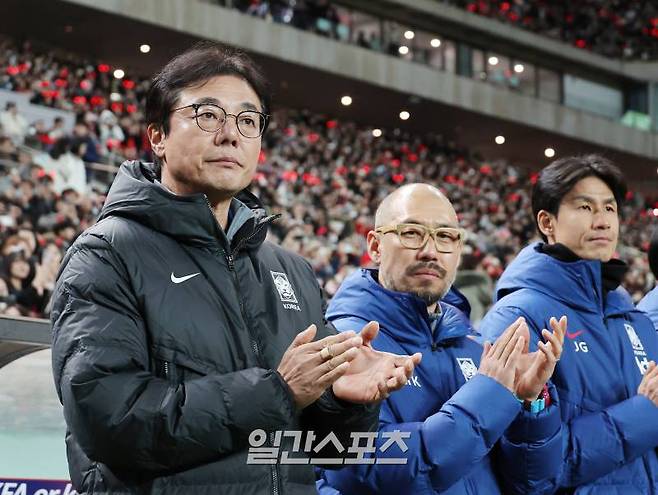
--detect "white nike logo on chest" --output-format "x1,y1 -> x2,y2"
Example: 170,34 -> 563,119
170,272 -> 201,284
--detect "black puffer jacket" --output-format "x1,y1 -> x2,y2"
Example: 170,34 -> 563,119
51,161 -> 378,494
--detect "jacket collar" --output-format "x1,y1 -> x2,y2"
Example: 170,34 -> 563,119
327,268 -> 473,346
496,242 -> 634,317
99,161 -> 276,251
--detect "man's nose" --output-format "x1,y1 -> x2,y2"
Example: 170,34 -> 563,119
592,210 -> 611,230
416,236 -> 440,260
213,115 -> 240,146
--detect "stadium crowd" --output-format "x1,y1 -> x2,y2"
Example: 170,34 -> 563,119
227,0 -> 658,60
445,0 -> 658,60
0,39 -> 655,319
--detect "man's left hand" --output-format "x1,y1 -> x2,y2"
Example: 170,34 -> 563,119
331,321 -> 422,404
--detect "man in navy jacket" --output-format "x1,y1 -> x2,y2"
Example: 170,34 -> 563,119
318,183 -> 565,494
481,155 -> 658,493
638,228 -> 658,330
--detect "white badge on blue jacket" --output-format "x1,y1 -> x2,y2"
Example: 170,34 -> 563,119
624,323 -> 651,375
456,358 -> 477,381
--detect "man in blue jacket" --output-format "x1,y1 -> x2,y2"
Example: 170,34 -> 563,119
319,183 -> 565,494
638,228 -> 658,330
481,155 -> 658,493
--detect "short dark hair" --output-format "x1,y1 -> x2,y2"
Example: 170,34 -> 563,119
145,41 -> 271,136
532,154 -> 627,242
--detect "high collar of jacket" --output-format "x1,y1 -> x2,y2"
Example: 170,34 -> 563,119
495,242 -> 634,317
327,268 -> 474,346
99,161 -> 276,251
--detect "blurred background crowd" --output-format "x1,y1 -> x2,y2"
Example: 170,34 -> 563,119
229,0 -> 658,60
0,33 -> 655,323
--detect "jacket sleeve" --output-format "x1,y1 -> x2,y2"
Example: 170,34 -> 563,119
494,384 -> 563,494
481,305 -> 658,489
299,282 -> 380,464
51,234 -> 296,472
325,373 -> 522,493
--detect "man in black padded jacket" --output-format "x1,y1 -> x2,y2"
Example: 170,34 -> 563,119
50,42 -> 421,494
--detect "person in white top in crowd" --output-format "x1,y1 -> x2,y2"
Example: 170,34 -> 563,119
0,101 -> 28,144
34,137 -> 87,195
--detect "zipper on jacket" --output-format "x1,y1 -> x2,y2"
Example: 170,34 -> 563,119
205,197 -> 281,495
270,431 -> 281,495
224,247 -> 281,495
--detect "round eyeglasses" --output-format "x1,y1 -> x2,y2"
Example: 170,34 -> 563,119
171,103 -> 269,138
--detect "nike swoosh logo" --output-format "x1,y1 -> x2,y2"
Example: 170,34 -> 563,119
170,272 -> 200,284
565,330 -> 584,339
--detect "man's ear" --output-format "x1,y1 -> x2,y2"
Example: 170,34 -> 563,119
537,210 -> 555,242
147,124 -> 166,160
367,230 -> 382,265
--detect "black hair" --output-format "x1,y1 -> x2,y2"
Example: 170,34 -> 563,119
49,137 -> 70,160
145,41 -> 271,137
532,154 -> 627,242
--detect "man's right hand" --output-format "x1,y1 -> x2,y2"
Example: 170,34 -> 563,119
478,317 -> 526,393
277,324 -> 363,409
638,360 -> 658,406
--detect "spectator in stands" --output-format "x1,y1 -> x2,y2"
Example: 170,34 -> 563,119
0,101 -> 28,144
0,276 -> 20,316
319,183 -> 564,494
3,250 -> 40,315
47,116 -> 66,142
34,137 -> 87,195
638,228 -> 658,330
15,178 -> 51,228
0,135 -> 18,162
453,246 -> 493,326
50,42 -> 420,495
97,108 -> 125,148
72,120 -> 101,163
446,0 -> 658,60
480,155 -> 658,492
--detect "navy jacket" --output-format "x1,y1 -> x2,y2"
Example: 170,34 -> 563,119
320,268 -> 562,494
481,243 -> 658,494
638,286 -> 658,331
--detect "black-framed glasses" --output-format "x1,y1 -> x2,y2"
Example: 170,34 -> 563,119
375,223 -> 465,253
171,103 -> 269,138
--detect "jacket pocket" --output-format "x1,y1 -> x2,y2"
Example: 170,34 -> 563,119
152,345 -> 215,385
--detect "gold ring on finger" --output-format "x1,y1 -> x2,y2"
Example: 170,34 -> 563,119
320,346 -> 331,360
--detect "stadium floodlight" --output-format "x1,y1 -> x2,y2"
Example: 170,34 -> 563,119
495,135 -> 505,145
654,208 -> 658,217
113,69 -> 125,79
430,38 -> 441,48
372,129 -> 382,137
488,56 -> 499,66
340,95 -> 352,106
514,64 -> 524,73
399,46 -> 409,55
544,147 -> 556,158
399,111 -> 410,120
404,31 -> 415,40
140,44 -> 151,54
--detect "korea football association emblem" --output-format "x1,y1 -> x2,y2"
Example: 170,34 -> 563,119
271,271 -> 301,311
456,357 -> 478,381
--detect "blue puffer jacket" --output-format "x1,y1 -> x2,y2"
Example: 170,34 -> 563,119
638,286 -> 658,331
480,243 -> 658,494
319,268 -> 562,494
